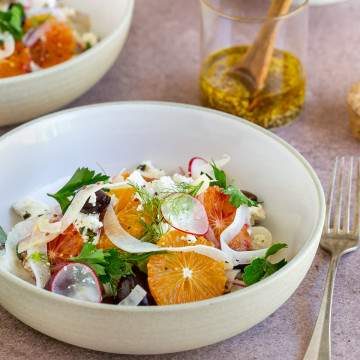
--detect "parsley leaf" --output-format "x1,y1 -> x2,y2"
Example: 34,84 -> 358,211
243,243 -> 288,285
208,163 -> 258,208
48,167 -> 109,213
0,3 -> 25,40
210,162 -> 227,188
0,226 -> 7,246
265,243 -> 288,259
223,185 -> 258,208
70,243 -> 157,295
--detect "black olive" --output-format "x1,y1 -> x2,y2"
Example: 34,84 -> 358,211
116,269 -> 155,306
241,190 -> 258,202
81,190 -> 111,215
102,296 -> 118,305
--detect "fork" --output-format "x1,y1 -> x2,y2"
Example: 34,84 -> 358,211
303,157 -> 360,360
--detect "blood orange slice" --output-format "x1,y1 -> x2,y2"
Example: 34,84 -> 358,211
200,186 -> 236,241
0,42 -> 31,78
47,225 -> 84,264
30,20 -> 76,68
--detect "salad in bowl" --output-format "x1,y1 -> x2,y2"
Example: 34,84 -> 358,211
0,0 -> 98,78
0,155 -> 287,306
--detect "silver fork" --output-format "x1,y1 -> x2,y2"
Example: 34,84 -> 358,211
303,157 -> 360,360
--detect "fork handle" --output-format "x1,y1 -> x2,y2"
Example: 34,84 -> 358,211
303,255 -> 340,360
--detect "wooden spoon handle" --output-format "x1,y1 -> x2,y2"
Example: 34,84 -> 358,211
236,0 -> 293,91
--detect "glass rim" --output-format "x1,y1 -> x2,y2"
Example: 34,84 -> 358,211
200,0 -> 309,22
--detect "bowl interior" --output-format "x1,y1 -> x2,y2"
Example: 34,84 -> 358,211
62,0 -> 132,37
0,102 -> 323,261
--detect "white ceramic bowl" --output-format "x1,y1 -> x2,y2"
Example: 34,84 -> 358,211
0,0 -> 134,126
0,102 -> 325,354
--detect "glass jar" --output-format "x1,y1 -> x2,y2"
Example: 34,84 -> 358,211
199,0 -> 309,128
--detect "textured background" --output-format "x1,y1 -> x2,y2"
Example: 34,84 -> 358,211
1,0 -> 360,359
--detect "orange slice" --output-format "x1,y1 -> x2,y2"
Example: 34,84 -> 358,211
110,187 -> 136,213
97,232 -> 115,250
47,225 -> 84,264
0,42 -> 31,78
147,252 -> 226,305
30,20 -> 76,68
157,229 -> 213,247
200,186 -> 236,240
117,198 -> 145,238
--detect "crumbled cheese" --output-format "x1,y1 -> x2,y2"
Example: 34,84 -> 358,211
172,173 -> 193,184
88,192 -> 97,206
128,170 -> 147,187
137,161 -> 166,180
13,198 -> 50,219
74,213 -> 103,244
149,176 -> 176,195
81,32 -> 98,48
249,204 -> 266,225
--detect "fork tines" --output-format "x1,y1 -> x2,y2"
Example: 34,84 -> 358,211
325,157 -> 360,236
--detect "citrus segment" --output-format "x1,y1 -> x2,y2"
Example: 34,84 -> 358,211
200,186 -> 236,240
227,226 -> 252,251
157,229 -> 213,248
47,225 -> 84,264
110,187 -> 135,213
116,198 -> 145,239
30,20 -> 76,68
0,42 -> 31,78
147,252 -> 226,305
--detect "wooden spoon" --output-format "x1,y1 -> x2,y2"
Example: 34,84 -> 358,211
229,0 -> 293,93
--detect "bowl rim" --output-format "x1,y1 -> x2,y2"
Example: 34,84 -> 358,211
0,101 -> 326,313
0,0 -> 134,85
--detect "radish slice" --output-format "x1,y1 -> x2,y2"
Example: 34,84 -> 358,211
51,263 -> 102,303
188,157 -> 207,178
161,193 -> 209,235
251,226 -> 273,250
0,32 -> 15,60
118,285 -> 147,306
23,21 -> 51,48
189,155 -> 231,180
220,206 -> 268,265
103,206 -> 232,268
204,226 -> 220,248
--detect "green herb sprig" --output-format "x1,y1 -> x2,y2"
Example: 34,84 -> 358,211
242,243 -> 288,285
0,4 -> 25,40
0,225 -> 7,246
209,162 -> 258,208
128,181 -> 165,243
48,168 -> 109,213
70,243 -> 157,295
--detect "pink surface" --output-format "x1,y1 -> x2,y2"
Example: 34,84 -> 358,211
0,0 -> 360,359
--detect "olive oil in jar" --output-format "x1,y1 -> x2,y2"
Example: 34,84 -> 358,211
199,46 -> 306,128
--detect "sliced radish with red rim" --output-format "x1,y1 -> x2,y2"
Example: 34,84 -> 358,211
188,157 -> 208,178
50,263 -> 102,303
161,193 -> 209,235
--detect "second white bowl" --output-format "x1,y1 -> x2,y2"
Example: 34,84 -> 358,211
0,0 -> 134,126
